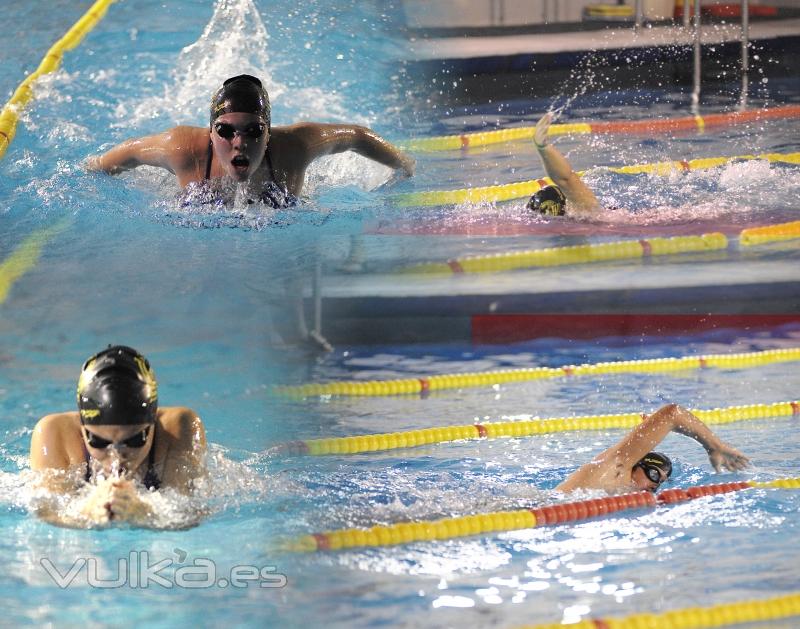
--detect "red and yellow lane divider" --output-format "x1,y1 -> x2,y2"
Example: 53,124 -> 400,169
275,347 -> 800,399
399,105 -> 800,153
521,591 -> 800,629
400,218 -> 800,275
273,400 -> 799,456
0,218 -> 71,304
393,151 -> 800,207
0,0 -> 116,159
284,477 -> 800,552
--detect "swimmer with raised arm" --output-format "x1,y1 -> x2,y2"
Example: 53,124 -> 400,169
526,112 -> 602,218
30,346 -> 207,527
87,74 -> 415,206
557,403 -> 749,494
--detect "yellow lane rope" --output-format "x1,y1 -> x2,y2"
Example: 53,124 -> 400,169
398,105 -> 800,153
393,151 -> 800,207
519,591 -> 800,629
0,218 -> 71,304
275,347 -> 800,399
272,400 -> 799,456
740,220 -> 800,246
401,231 -> 730,275
0,0 -> 116,159
283,478 -> 800,552
399,218 -> 800,275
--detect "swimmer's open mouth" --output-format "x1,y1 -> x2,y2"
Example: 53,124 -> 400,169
231,155 -> 250,169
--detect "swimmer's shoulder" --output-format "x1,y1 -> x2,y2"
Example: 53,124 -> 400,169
268,123 -> 309,149
156,407 -> 206,453
154,407 -> 207,491
161,126 -> 209,163
30,411 -> 83,469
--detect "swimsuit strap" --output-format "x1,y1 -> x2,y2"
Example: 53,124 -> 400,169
204,138 -> 213,180
265,144 -> 276,181
83,439 -> 92,483
142,429 -> 160,490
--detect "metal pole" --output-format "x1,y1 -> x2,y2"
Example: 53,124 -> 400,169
739,0 -> 750,110
691,0 -> 701,113
683,0 -> 691,28
634,0 -> 643,30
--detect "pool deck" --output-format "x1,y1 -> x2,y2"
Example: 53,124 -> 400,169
312,256 -> 800,344
406,17 -> 800,63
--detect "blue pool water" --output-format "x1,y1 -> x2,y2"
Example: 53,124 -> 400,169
2,1 -> 800,628
276,326 -> 800,627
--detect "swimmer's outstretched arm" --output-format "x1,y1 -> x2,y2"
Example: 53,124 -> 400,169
534,113 -> 601,215
85,126 -> 197,175
605,404 -> 750,472
287,122 -> 415,177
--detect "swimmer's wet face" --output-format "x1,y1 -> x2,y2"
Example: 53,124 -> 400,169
632,452 -> 673,492
211,112 -> 270,181
82,423 -> 153,475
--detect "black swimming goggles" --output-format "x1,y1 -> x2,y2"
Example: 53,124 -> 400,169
83,426 -> 151,449
213,122 -> 266,140
637,462 -> 668,486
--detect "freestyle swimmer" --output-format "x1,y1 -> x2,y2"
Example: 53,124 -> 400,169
29,345 -> 207,526
86,74 -> 415,204
527,111 -> 602,218
557,403 -> 749,493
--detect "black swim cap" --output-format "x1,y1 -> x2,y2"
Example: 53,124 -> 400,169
637,452 -> 673,479
76,345 -> 158,426
526,185 -> 566,216
210,74 -> 271,128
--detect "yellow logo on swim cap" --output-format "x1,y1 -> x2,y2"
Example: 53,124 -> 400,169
79,409 -> 100,419
77,357 -> 97,395
540,200 -> 562,216
134,355 -> 158,403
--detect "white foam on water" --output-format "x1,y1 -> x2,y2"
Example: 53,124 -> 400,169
4,443 -> 271,531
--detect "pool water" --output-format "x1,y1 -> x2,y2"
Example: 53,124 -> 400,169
0,0 -> 410,625
275,326 -> 800,628
2,1 -> 800,627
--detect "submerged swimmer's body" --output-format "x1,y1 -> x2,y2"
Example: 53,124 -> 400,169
29,346 -> 207,527
557,404 -> 749,494
87,74 -> 415,206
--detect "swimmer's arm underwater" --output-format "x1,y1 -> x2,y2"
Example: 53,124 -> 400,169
533,113 -> 601,215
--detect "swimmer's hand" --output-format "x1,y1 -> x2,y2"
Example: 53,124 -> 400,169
107,479 -> 154,522
708,442 -> 750,472
80,478 -> 115,524
398,153 -> 415,178
81,478 -> 153,525
534,112 -> 553,150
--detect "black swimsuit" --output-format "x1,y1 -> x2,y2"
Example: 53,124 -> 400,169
83,433 -> 160,491
203,140 -> 298,208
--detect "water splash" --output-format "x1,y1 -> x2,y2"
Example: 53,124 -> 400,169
125,0 -> 284,127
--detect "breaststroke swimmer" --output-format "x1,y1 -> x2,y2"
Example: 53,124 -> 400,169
556,403 -> 749,494
86,74 -> 415,205
29,345 -> 207,526
526,112 -> 603,219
